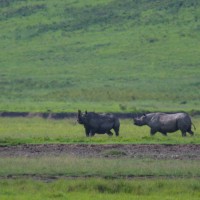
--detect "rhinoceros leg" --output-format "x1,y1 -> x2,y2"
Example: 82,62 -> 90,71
113,127 -> 119,136
89,130 -> 95,137
106,130 -> 113,136
84,127 -> 90,137
181,130 -> 186,137
160,131 -> 167,136
187,127 -> 194,136
150,129 -> 156,136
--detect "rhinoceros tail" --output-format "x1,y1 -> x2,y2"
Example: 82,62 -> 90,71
192,122 -> 196,130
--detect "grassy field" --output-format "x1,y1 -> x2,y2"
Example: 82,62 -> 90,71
1,178 -> 200,200
0,117 -> 199,145
1,117 -> 199,199
0,153 -> 200,199
1,1 -> 200,199
1,141 -> 200,199
0,0 -> 200,112
1,155 -> 200,178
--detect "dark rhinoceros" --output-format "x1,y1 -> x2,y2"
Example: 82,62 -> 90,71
133,112 -> 195,137
77,110 -> 120,137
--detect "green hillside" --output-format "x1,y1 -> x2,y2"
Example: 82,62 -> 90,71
0,0 -> 200,112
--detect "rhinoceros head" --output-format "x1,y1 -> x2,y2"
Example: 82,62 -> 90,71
133,114 -> 147,126
77,110 -> 87,124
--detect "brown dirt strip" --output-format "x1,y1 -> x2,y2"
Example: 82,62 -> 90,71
0,144 -> 200,160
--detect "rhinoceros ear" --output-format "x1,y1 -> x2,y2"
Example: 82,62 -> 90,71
78,110 -> 81,115
85,110 -> 88,114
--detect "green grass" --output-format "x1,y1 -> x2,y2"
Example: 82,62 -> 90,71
0,178 -> 200,200
0,117 -> 199,145
0,152 -> 200,200
0,0 -> 200,112
0,156 -> 200,178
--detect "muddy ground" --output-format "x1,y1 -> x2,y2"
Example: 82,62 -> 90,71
0,144 -> 200,160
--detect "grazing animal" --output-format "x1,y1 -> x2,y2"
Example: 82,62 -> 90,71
77,110 -> 120,137
133,112 -> 195,137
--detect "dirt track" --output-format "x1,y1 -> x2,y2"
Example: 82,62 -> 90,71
1,144 -> 200,160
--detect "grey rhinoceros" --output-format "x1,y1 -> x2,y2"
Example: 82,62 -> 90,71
133,112 -> 195,137
77,110 -> 120,137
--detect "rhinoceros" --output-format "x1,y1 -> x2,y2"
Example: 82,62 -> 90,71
77,110 -> 120,137
133,112 -> 195,137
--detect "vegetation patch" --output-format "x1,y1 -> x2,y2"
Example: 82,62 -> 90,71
103,149 -> 127,157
